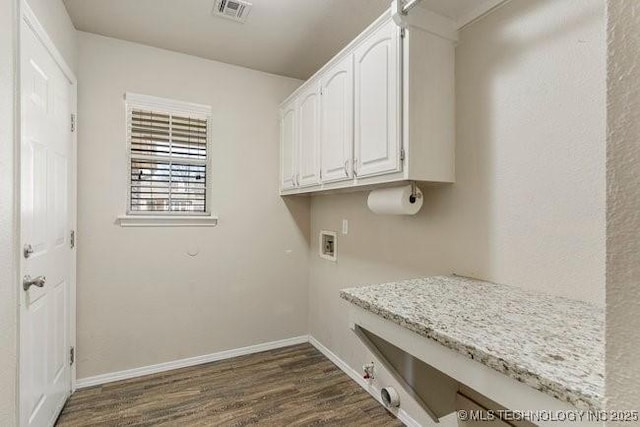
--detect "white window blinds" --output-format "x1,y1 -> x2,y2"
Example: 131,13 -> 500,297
125,93 -> 212,215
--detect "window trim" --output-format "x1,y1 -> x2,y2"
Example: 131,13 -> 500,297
115,214 -> 218,227
121,92 -> 216,224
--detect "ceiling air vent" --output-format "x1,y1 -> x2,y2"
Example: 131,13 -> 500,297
213,0 -> 252,23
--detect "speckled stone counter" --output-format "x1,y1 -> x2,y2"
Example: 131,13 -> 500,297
340,276 -> 604,411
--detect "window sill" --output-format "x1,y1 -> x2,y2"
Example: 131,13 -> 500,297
116,215 -> 219,228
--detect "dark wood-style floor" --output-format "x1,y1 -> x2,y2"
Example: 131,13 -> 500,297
56,343 -> 403,426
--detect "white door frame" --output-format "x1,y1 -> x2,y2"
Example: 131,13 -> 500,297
17,0 -> 77,424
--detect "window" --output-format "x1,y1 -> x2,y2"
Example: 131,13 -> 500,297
125,93 -> 212,217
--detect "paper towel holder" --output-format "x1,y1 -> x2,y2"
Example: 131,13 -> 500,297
410,182 -> 422,204
367,183 -> 424,215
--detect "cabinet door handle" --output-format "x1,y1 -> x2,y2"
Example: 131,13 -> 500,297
344,160 -> 349,177
353,159 -> 358,177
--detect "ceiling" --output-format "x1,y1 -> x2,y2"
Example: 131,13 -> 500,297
63,0 -> 503,80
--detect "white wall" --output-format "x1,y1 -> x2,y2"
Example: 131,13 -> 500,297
75,32 -> 308,379
1,1 -> 76,425
605,0 -> 640,414
308,0 -> 605,424
0,0 -> 18,424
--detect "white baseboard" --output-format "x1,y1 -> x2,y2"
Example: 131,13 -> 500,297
308,336 -> 422,427
75,335 -> 309,389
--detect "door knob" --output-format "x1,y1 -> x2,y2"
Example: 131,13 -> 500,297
23,275 -> 46,291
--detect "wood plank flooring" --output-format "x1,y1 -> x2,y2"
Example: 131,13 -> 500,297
56,343 -> 403,426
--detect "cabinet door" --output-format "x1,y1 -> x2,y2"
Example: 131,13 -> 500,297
280,102 -> 297,190
354,20 -> 401,178
297,83 -> 321,187
321,55 -> 354,183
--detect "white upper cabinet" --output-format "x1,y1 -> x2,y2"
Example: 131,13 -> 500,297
297,82 -> 321,187
320,55 -> 354,183
279,8 -> 456,195
280,101 -> 297,190
353,19 -> 400,178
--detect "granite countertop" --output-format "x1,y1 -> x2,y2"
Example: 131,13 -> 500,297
340,275 -> 604,412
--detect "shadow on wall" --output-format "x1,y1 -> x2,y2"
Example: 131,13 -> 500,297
283,196 -> 312,245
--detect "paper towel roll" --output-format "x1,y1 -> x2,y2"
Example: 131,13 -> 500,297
367,185 -> 423,215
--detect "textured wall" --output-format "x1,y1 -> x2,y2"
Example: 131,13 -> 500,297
76,32 -> 308,379
0,0 -> 17,424
605,0 -> 640,413
308,0 -> 606,424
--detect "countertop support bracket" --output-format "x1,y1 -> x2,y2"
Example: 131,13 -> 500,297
351,323 -> 440,424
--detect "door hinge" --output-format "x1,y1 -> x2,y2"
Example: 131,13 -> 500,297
69,346 -> 75,366
400,28 -> 406,39
70,230 -> 75,249
400,147 -> 406,161
70,113 -> 76,132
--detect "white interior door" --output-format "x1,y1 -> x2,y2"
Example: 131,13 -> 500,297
280,102 -> 297,190
297,83 -> 321,187
320,55 -> 354,183
20,12 -> 74,427
354,20 -> 401,178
